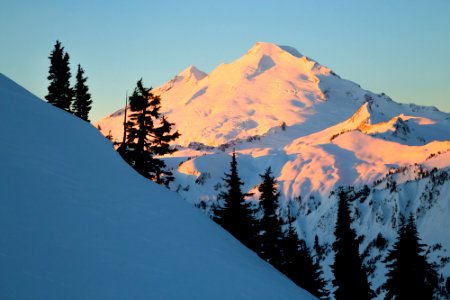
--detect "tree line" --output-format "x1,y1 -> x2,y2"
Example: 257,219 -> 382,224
46,40 -> 92,121
210,152 -> 444,300
46,41 -> 178,185
210,153 -> 326,298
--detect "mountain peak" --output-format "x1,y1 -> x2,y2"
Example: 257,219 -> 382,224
238,42 -> 321,78
99,43 -> 340,146
246,42 -> 303,59
177,65 -> 207,82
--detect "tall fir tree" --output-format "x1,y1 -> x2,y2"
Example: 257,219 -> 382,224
45,40 -> 72,111
280,219 -> 328,299
256,167 -> 284,265
331,189 -> 372,300
122,79 -> 180,186
382,214 -> 438,300
213,151 -> 256,248
71,64 -> 92,121
313,234 -> 325,261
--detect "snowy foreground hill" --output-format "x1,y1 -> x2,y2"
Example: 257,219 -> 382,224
0,73 -> 315,299
98,42 -> 450,298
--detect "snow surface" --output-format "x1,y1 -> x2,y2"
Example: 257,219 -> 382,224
0,73 -> 316,300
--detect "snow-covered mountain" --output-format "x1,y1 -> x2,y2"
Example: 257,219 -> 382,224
97,41 -> 449,210
98,42 -> 449,147
0,73 -> 316,300
98,42 -> 450,298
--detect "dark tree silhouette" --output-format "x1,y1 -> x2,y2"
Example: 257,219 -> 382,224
122,79 -> 180,186
280,219 -> 328,299
331,189 -> 372,300
382,214 -> 438,300
256,167 -> 284,265
45,40 -> 72,111
213,151 -> 256,248
71,64 -> 92,121
313,234 -> 325,261
446,277 -> 450,297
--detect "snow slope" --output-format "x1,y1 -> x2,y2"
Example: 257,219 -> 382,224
0,73 -> 315,300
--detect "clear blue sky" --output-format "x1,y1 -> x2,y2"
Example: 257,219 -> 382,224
1,0 -> 449,121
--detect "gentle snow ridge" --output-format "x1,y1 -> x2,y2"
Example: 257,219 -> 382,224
0,73 -> 315,300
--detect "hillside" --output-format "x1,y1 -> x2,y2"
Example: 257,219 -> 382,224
0,73 -> 315,300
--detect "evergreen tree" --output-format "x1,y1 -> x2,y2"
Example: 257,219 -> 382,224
213,151 -> 256,248
123,79 -> 180,186
382,214 -> 438,300
314,234 -> 325,261
256,167 -> 284,265
280,219 -> 328,299
331,189 -> 372,300
72,64 -> 92,121
45,40 -> 72,111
